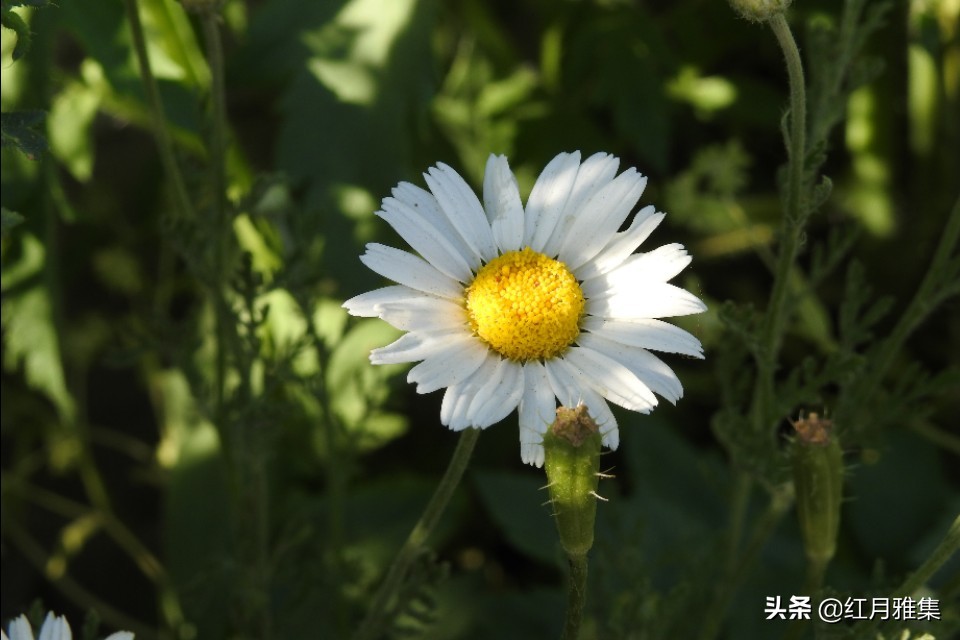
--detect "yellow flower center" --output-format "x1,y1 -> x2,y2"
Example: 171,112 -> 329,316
465,247 -> 584,361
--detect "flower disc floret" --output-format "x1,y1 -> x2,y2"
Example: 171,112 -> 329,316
465,247 -> 584,361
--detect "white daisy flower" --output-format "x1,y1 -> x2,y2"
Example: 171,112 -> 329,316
2,612 -> 134,640
344,151 -> 706,467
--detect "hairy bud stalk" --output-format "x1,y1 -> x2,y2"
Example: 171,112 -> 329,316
544,405 -> 605,640
791,413 -> 843,585
544,405 -> 603,556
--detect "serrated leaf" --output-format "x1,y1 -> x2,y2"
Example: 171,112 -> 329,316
1,207 -> 25,234
0,110 -> 48,160
838,261 -> 893,351
808,176 -> 833,213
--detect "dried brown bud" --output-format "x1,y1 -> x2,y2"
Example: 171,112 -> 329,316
792,412 -> 834,446
551,404 -> 600,447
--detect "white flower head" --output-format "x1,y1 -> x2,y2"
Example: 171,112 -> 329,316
3,612 -> 134,640
344,152 -> 707,466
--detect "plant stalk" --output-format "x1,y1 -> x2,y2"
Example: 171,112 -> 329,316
752,12 -> 808,438
353,428 -> 481,640
561,553 -> 589,640
122,0 -> 196,220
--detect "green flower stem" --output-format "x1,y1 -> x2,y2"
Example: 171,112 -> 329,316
562,553 -> 589,640
715,14 -> 807,639
122,0 -> 196,221
894,514 -> 960,598
854,196 -> 960,408
353,428 -> 481,640
851,515 -> 960,640
699,484 -> 794,640
909,418 -> 960,457
752,12 -> 808,438
199,8 -> 231,426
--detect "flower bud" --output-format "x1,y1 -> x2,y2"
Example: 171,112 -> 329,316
791,413 -> 843,567
544,405 -> 603,556
728,0 -> 793,23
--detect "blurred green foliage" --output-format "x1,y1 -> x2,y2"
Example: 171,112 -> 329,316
1,0 -> 958,639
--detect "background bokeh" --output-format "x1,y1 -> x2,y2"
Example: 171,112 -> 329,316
1,0 -> 958,638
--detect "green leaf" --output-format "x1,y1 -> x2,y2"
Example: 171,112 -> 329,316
472,468 -> 561,568
0,110 -> 48,160
1,206 -> 25,233
325,318 -> 408,451
846,431 -> 953,571
48,80 -> 101,182
1,234 -> 75,421
158,370 -> 232,640
0,6 -> 31,60
253,0 -> 437,283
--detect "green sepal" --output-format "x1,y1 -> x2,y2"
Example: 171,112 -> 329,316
791,416 -> 844,566
544,406 -> 603,556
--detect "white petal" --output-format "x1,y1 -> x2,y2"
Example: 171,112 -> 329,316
483,154 -> 525,253
543,357 -> 581,407
375,296 -> 465,332
581,316 -> 704,358
407,335 -> 490,393
343,285 -> 428,317
577,332 -> 684,403
524,151 -> 581,252
104,634 -> 135,640
442,355 -> 499,430
542,152 -> 621,258
467,359 -> 524,427
562,347 -> 658,412
360,243 -> 463,299
425,164 -> 497,263
518,360 -> 556,467
559,169 -> 648,270
371,329 -> 467,365
379,196 -> 474,282
520,442 -> 545,467
582,243 -> 693,298
575,384 -> 620,450
542,358 -> 620,449
587,283 -> 707,319
392,181 -> 479,270
601,417 -> 620,449
575,207 -> 664,280
37,614 -> 69,640
8,616 -> 35,640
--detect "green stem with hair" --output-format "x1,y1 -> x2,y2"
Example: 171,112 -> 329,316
122,0 -> 196,221
353,429 -> 482,640
562,553 -> 589,640
752,12 -> 808,440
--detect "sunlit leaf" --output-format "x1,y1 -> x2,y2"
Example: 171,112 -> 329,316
1,234 -> 74,421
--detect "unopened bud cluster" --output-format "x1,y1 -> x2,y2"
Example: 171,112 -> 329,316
728,0 -> 793,23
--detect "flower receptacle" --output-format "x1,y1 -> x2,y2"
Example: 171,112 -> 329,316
544,405 -> 604,557
791,413 -> 843,572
